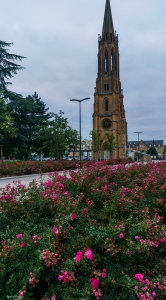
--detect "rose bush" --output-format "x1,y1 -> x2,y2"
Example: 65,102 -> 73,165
0,159 -> 131,177
0,161 -> 166,299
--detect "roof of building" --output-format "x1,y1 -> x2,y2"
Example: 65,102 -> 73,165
102,0 -> 114,41
127,140 -> 164,147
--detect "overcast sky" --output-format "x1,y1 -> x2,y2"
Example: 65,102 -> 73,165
1,0 -> 166,142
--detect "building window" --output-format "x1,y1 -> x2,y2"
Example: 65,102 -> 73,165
105,99 -> 108,111
105,51 -> 108,74
111,52 -> 113,71
102,118 -> 111,130
104,84 -> 109,91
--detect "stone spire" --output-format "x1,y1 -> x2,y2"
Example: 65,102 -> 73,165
102,0 -> 114,41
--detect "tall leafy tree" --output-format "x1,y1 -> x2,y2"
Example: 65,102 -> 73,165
0,40 -> 25,95
6,92 -> 52,159
0,93 -> 17,143
67,127 -> 79,159
104,132 -> 117,158
41,111 -> 79,159
0,93 -> 17,160
90,130 -> 102,161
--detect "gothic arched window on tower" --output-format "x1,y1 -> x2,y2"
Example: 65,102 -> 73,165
105,98 -> 109,111
104,84 -> 109,91
111,52 -> 113,71
115,53 -> 117,77
104,51 -> 108,74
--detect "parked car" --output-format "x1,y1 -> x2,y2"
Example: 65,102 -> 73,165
42,158 -> 53,161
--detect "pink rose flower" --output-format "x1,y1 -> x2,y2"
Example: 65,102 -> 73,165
52,227 -> 59,236
134,273 -> 144,281
91,278 -> 100,289
18,290 -> 25,296
74,251 -> 83,262
29,278 -> 34,285
20,242 -> 25,247
16,233 -> 23,239
84,249 -> 94,260
102,273 -> 107,278
71,214 -> 77,220
58,183 -> 64,190
119,233 -> 124,239
58,275 -> 63,281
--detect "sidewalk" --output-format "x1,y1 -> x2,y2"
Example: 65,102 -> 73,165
0,170 -> 74,189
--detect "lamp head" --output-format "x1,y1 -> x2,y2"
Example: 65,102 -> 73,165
70,97 -> 91,102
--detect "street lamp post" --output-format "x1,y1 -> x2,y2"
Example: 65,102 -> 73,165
134,131 -> 143,162
70,98 -> 90,161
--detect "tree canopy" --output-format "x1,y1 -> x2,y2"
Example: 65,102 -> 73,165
104,132 -> 117,156
5,92 -> 52,159
0,40 -> 25,94
90,130 -> 102,160
146,146 -> 158,157
41,111 -> 79,159
0,93 -> 17,144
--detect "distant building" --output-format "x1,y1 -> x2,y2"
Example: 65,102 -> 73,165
69,139 -> 92,160
127,140 -> 164,158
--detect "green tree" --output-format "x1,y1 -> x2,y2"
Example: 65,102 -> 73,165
6,92 -> 52,159
104,132 -> 117,158
67,127 -> 79,159
90,130 -> 102,161
0,40 -> 25,94
0,93 -> 17,143
41,111 -> 79,160
0,93 -> 17,161
146,146 -> 158,158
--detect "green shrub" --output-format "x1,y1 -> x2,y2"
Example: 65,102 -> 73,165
0,162 -> 166,299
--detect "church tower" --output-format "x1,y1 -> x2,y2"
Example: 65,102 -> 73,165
92,0 -> 127,159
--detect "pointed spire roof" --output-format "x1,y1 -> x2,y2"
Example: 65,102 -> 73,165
102,0 -> 114,40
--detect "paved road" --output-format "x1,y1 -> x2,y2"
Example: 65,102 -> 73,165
0,171 -> 73,189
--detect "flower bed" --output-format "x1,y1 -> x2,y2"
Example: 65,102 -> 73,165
0,162 -> 166,299
0,158 -> 131,177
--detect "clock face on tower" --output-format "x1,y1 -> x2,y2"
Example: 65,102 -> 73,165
102,118 -> 111,130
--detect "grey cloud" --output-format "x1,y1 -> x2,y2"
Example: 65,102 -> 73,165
1,0 -> 166,142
